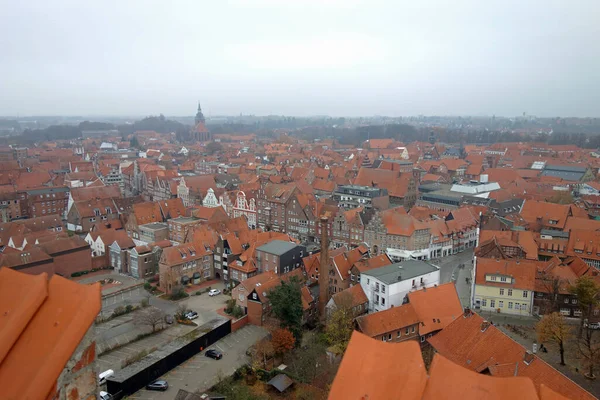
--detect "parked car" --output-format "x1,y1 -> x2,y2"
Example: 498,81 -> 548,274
208,289 -> 221,297
205,349 -> 223,360
185,311 -> 198,320
98,369 -> 114,385
586,322 -> 600,330
146,380 -> 169,391
99,391 -> 112,400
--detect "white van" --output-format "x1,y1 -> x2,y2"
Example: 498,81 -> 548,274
98,369 -> 114,385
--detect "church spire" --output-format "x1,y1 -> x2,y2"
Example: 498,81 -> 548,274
195,101 -> 205,124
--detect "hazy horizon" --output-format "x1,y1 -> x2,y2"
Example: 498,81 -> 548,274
2,1 -> 599,118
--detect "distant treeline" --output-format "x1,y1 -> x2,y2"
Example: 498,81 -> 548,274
2,113 -> 600,149
0,115 -> 189,145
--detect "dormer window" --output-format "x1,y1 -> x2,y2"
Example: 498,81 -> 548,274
106,207 -> 112,214
94,208 -> 101,216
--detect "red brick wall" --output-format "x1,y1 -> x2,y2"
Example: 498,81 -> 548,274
247,300 -> 264,326
19,262 -> 55,277
91,255 -> 109,270
231,314 -> 249,332
53,249 -> 92,277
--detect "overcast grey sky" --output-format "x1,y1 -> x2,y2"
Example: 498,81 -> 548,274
1,0 -> 599,117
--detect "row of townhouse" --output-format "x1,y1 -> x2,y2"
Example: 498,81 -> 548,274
471,256 -> 600,320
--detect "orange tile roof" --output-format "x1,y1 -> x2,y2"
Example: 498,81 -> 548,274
332,284 -> 368,309
423,352 -> 539,400
70,185 -> 121,202
159,198 -> 186,219
0,268 -> 101,400
133,201 -> 163,225
520,200 -> 571,231
356,303 -> 420,337
566,230 -> 600,262
428,312 -> 595,400
301,286 -> 314,311
329,331 -> 427,400
407,282 -> 463,335
564,217 -> 600,232
475,258 -> 538,291
478,230 -> 539,260
352,254 -> 392,273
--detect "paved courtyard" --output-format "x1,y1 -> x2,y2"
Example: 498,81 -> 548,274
128,324 -> 268,400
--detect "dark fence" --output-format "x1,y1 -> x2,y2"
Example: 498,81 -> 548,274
107,317 -> 231,398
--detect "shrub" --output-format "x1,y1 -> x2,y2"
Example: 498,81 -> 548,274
223,288 -> 229,295
144,282 -> 152,290
125,304 -> 134,313
112,306 -> 126,317
232,305 -> 244,319
140,298 -> 149,308
225,299 -> 236,314
169,285 -> 188,300
196,290 -> 202,295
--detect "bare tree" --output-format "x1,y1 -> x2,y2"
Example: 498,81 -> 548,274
134,306 -> 166,333
537,270 -> 563,314
578,327 -> 600,378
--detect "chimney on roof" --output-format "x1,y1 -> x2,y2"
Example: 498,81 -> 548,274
481,320 -> 491,332
523,351 -> 534,365
463,307 -> 472,318
318,215 -> 330,320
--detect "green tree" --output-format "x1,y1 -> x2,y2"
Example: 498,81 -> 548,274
536,312 -> 571,366
269,279 -> 303,342
569,277 -> 600,337
325,291 -> 355,354
130,136 -> 140,149
205,141 -> 223,154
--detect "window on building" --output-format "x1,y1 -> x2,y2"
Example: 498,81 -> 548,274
375,295 -> 379,304
499,288 -> 504,295
490,300 -> 496,308
397,331 -> 401,338
482,299 -> 487,307
376,282 -> 379,292
508,289 -> 513,296
421,336 -> 425,343
381,285 -> 385,294
523,291 -> 528,298
499,301 -> 504,308
564,298 -> 569,304
500,276 -> 507,282
381,298 -> 385,306
508,302 -> 513,309
490,276 -> 496,281
572,299 -> 578,305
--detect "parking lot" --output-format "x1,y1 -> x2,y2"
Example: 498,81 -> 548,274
128,324 -> 268,400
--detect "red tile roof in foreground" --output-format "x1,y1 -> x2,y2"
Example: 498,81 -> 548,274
329,331 -> 587,400
0,267 -> 101,400
329,332 -> 427,400
427,312 -> 596,400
